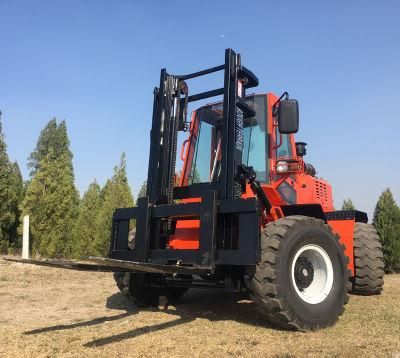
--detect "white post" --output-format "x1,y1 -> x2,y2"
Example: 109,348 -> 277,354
22,215 -> 29,259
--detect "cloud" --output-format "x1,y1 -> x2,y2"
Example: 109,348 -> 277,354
219,34 -> 225,38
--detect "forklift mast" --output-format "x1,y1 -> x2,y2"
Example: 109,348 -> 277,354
108,48 -> 261,272
147,48 -> 258,205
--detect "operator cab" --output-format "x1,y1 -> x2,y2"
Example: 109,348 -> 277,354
180,94 -> 294,187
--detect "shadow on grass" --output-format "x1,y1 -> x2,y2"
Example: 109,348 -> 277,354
24,288 -> 285,346
84,289 -> 285,347
24,293 -> 138,335
84,316 -> 193,347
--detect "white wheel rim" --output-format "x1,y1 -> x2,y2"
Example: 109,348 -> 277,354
291,244 -> 334,304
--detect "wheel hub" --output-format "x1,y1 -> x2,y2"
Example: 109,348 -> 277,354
294,256 -> 314,290
291,244 -> 334,304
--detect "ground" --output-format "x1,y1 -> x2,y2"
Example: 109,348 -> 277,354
0,258 -> 399,358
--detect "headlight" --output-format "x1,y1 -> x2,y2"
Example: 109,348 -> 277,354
276,160 -> 289,173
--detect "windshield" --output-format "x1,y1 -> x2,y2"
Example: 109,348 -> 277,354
243,95 -> 268,182
189,120 -> 216,184
185,95 -> 268,185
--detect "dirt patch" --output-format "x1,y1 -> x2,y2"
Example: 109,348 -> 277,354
0,258 -> 399,357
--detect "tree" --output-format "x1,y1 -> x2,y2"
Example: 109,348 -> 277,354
341,198 -> 355,211
0,113 -> 24,253
93,153 -> 134,256
71,180 -> 102,258
28,118 -> 71,176
22,119 -> 79,258
7,162 -> 24,249
136,180 -> 147,205
0,115 -> 11,252
373,188 -> 400,273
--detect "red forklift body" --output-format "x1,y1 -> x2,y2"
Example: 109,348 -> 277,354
169,93 -> 363,274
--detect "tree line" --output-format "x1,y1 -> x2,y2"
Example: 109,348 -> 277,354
341,194 -> 400,272
0,114 -> 399,272
0,115 -> 142,259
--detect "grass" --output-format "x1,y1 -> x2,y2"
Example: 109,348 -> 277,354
0,258 -> 399,357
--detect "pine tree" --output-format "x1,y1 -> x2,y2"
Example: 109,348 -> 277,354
136,180 -> 147,205
0,113 -> 24,253
341,198 -> 355,211
0,115 -> 10,252
22,119 -> 79,258
71,180 -> 102,258
373,188 -> 400,273
7,162 -> 24,250
93,153 -> 134,256
28,118 -> 71,176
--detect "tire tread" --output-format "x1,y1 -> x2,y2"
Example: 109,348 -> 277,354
248,215 -> 350,331
351,223 -> 384,295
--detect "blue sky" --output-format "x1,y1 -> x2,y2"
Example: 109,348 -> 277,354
1,0 -> 399,219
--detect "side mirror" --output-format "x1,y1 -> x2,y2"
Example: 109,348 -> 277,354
278,99 -> 299,134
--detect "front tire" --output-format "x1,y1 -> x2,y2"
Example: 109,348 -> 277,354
247,216 -> 350,331
113,272 -> 187,307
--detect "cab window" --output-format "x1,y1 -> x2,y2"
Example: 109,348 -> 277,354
243,95 -> 268,183
189,120 -> 216,184
276,128 -> 292,158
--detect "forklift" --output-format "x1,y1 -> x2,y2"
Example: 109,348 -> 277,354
7,49 -> 384,331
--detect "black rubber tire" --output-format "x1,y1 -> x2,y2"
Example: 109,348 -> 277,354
247,215 -> 350,331
351,223 -> 384,295
113,272 -> 187,307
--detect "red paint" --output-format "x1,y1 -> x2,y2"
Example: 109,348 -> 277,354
169,219 -> 200,249
328,219 -> 355,274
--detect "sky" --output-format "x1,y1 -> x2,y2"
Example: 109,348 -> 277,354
1,0 -> 400,220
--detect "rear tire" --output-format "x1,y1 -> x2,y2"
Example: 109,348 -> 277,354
247,215 -> 350,331
351,223 -> 384,295
113,272 -> 187,307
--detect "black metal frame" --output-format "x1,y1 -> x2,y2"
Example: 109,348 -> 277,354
281,206 -> 369,224
109,49 -> 260,272
325,210 -> 368,223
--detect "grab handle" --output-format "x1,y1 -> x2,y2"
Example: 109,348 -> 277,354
180,139 -> 190,161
